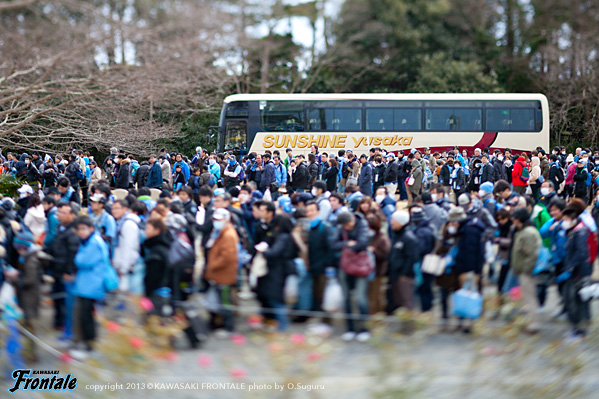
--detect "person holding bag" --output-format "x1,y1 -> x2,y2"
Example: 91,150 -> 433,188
332,210 -> 372,342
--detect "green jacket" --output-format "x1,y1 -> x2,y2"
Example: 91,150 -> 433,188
532,204 -> 552,248
511,224 -> 542,275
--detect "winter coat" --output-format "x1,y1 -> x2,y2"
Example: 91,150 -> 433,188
493,158 -> 507,181
511,223 -> 542,275
65,162 -> 82,187
373,163 -> 386,191
293,162 -> 309,190
48,222 -> 79,277
205,224 -> 239,285
565,162 -> 576,185
135,163 -> 150,188
307,219 -> 336,275
43,207 -> 59,248
480,162 -> 495,183
40,164 -> 59,188
325,165 -> 338,192
564,221 -> 592,279
90,166 -> 103,187
573,167 -> 589,198
72,231 -> 111,300
371,231 -> 391,277
260,161 -> 276,191
540,156 -> 550,180
529,157 -> 541,184
439,163 -> 452,186
115,158 -> 132,189
113,213 -> 141,274
161,160 -> 172,184
12,247 -> 51,319
358,162 -> 373,197
172,161 -> 190,183
257,232 -> 297,303
24,204 -> 47,239
409,159 -> 423,194
384,160 -> 399,183
388,227 -> 420,280
423,203 -> 448,234
512,156 -> 528,187
455,216 -> 486,274
142,232 -> 172,296
308,162 -> 319,185
332,213 -> 370,253
146,161 -> 163,188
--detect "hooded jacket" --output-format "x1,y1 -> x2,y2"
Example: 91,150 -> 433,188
205,224 -> 239,285
146,160 -> 163,188
142,232 -> 172,296
24,204 -> 47,239
511,223 -> 542,275
512,156 -> 529,187
115,158 -> 132,189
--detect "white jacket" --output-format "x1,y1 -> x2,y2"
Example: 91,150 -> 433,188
24,204 -> 47,239
113,213 -> 141,275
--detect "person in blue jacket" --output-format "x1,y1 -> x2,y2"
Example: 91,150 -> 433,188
146,154 -> 163,189
71,216 -> 112,355
172,153 -> 190,184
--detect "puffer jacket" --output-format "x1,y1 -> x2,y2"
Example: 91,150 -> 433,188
512,156 -> 528,187
115,158 -> 131,189
388,227 -> 419,280
564,221 -> 592,279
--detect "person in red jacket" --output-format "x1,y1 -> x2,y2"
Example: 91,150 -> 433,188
512,155 -> 529,195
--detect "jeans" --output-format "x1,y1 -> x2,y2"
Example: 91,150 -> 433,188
339,271 -> 369,333
397,180 -> 408,200
266,300 -> 289,331
53,280 -> 74,338
295,273 -> 313,312
417,273 -> 435,312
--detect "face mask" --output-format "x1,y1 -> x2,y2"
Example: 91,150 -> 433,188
447,226 -> 457,235
561,220 -> 572,230
540,187 -> 550,196
213,220 -> 224,231
375,195 -> 385,204
431,193 -> 438,202
25,160 -> 30,165
239,193 -> 249,203
209,159 -> 216,165
478,189 -> 486,197
498,156 -> 504,161
311,187 -> 318,197
595,160 -> 599,165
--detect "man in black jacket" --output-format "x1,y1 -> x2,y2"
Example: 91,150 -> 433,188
396,151 -> 408,200
292,156 -> 309,192
135,161 -> 151,188
388,210 -> 419,313
480,154 -> 495,184
49,202 -> 80,335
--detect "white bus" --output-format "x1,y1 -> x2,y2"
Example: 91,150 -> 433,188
216,93 -> 549,156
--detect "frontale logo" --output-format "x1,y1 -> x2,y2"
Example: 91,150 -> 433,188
8,369 -> 78,394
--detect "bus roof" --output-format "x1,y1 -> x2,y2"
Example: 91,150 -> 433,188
224,93 -> 548,103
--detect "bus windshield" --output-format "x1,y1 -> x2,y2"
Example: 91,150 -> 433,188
224,120 -> 246,151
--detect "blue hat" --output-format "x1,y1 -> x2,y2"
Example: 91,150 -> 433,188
13,230 -> 35,251
479,182 -> 494,195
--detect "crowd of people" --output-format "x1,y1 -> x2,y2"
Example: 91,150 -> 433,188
0,143 -> 597,361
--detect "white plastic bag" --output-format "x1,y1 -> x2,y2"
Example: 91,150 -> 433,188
322,276 -> 344,312
284,274 -> 299,305
263,188 -> 272,202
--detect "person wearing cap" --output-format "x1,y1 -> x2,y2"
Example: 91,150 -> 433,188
406,153 -> 423,205
16,184 -> 34,219
383,153 -> 399,198
510,207 -> 543,333
409,206 -> 436,312
388,210 -> 419,313
478,181 -> 498,218
89,193 -> 117,246
420,191 -> 447,234
205,208 -> 239,334
10,229 -> 52,361
39,157 -> 59,189
190,146 -> 203,168
458,192 -> 497,238
224,155 -> 243,190
22,155 -> 41,187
